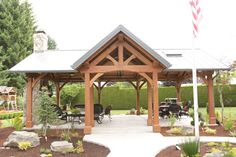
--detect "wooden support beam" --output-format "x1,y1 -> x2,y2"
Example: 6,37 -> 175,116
152,71 -> 161,132
87,65 -> 154,73
207,73 -> 216,124
32,73 -> 47,88
139,81 -> 146,90
123,42 -> 152,66
118,43 -> 124,65
147,82 -> 153,126
26,76 -> 33,128
128,81 -> 137,90
124,55 -> 136,65
139,73 -> 153,86
136,81 -> 140,115
90,41 -> 119,66
90,86 -> 94,127
124,35 -> 155,62
97,82 -> 101,104
59,82 -> 67,91
84,72 -> 92,134
90,73 -> 104,87
175,81 -> 182,103
94,81 -> 108,104
55,82 -> 61,105
198,72 -> 208,85
106,55 -> 118,65
101,81 -> 108,89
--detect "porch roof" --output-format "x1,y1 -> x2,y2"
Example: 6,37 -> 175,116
10,48 -> 229,73
10,25 -> 229,73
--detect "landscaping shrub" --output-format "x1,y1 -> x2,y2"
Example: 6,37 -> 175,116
18,141 -> 32,151
229,131 -> 236,137
71,85 -> 236,110
167,127 -> 183,135
74,140 -> 85,154
0,112 -> 23,120
168,113 -> 176,128
224,118 -> 234,131
60,129 -> 71,141
7,116 -> 23,131
181,138 -> 199,157
204,127 -> 216,135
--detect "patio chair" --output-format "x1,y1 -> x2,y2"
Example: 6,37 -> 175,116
104,105 -> 112,120
52,104 -> 68,121
179,100 -> 192,117
94,104 -> 112,124
94,104 -> 104,124
168,103 -> 182,119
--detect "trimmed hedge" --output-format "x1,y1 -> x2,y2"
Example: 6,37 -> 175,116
0,112 -> 23,120
71,85 -> 236,110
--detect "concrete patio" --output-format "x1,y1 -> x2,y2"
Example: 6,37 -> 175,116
83,115 -> 236,157
84,115 -> 191,157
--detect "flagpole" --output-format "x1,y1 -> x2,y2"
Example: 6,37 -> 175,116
190,0 -> 201,152
192,38 -> 200,145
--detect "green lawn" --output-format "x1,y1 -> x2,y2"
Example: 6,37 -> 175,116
198,107 -> 236,120
112,107 -> 236,120
1,119 -> 12,127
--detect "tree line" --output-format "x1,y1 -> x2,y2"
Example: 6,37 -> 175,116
0,0 -> 56,94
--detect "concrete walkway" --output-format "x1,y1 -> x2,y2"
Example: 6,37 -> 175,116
84,115 -> 236,157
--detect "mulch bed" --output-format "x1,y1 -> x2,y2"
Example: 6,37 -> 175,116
156,142 -> 236,157
161,121 -> 236,137
158,121 -> 236,157
0,127 -> 110,157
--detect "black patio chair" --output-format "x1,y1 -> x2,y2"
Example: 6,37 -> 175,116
94,104 -> 104,124
52,104 -> 68,121
168,103 -> 182,119
104,105 -> 112,120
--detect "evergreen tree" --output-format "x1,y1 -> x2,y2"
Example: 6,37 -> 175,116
48,36 -> 57,50
0,0 -> 36,93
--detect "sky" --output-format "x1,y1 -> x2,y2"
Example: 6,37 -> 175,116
28,0 -> 236,66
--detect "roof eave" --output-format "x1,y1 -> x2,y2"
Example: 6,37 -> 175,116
165,67 -> 231,72
9,69 -> 77,73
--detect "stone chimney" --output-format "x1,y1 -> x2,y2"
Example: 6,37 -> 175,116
33,31 -> 48,52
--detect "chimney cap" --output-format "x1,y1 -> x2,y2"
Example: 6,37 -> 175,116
35,30 -> 46,34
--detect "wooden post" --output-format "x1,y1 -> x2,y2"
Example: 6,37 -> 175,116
147,82 -> 153,126
84,72 -> 92,134
97,81 -> 101,104
152,71 -> 161,132
136,81 -> 140,115
175,81 -> 182,103
90,86 -> 94,127
207,73 -> 216,124
26,76 -> 33,128
55,82 -> 60,105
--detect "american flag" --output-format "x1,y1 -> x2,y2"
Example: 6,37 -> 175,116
190,0 -> 202,38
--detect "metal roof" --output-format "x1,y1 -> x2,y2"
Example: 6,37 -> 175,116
157,49 -> 229,71
71,25 -> 171,69
10,50 -> 87,73
9,26 -> 229,73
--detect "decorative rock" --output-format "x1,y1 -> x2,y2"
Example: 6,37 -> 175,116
203,152 -> 224,157
50,141 -> 74,153
3,131 -> 40,147
40,154 -> 48,157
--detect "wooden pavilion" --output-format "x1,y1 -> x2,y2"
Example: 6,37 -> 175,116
10,25 -> 229,134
